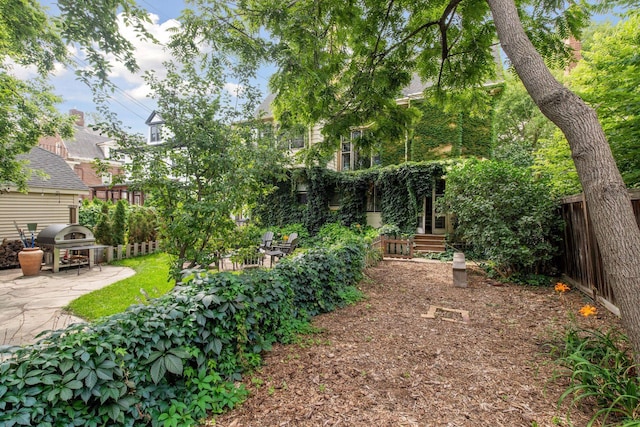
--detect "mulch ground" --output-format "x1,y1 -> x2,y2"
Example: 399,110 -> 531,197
209,259 -> 622,427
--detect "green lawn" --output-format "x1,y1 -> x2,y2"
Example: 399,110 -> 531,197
66,252 -> 174,321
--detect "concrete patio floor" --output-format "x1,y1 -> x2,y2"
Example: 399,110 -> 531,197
0,265 -> 135,350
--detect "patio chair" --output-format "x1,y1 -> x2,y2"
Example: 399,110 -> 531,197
274,234 -> 298,255
259,231 -> 274,251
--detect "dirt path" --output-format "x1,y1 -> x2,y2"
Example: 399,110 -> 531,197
211,260 -> 621,427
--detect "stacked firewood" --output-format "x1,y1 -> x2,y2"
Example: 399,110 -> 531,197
0,239 -> 23,268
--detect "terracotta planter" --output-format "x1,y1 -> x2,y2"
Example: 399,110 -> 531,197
18,247 -> 43,276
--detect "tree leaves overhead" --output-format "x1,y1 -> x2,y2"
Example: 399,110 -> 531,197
570,13 -> 640,187
181,0 -> 593,152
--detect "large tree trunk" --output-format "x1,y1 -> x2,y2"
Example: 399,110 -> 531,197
487,0 -> 640,355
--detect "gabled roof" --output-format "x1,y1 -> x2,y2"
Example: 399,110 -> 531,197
19,147 -> 89,192
256,93 -> 276,119
145,111 -> 164,125
64,125 -> 112,161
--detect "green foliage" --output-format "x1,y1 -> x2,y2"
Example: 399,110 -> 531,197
570,14 -> 640,187
305,167 -> 333,234
257,162 -> 444,236
112,200 -> 127,246
120,58 -> 286,275
66,253 -> 174,321
442,159 -> 561,277
94,203 -> 113,246
554,327 -> 640,426
532,129 -> 582,197
79,199 -> 106,229
127,205 -> 159,243
492,73 -> 556,167
253,173 -> 305,227
411,102 -> 493,162
377,162 -> 444,234
0,238 -> 367,426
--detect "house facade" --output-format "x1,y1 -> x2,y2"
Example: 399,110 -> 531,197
254,72 -> 501,236
0,147 -> 90,241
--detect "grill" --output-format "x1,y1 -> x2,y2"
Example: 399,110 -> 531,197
37,224 -> 96,272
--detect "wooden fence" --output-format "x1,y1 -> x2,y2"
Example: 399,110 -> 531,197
101,241 -> 161,263
560,190 -> 640,315
380,235 -> 414,259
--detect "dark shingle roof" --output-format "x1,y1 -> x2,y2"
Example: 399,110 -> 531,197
64,125 -> 111,160
20,147 -> 89,192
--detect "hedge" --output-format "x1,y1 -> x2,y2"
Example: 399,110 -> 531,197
0,239 -> 366,426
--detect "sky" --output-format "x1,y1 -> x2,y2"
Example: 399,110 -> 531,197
11,2 -> 625,139
27,1 -> 274,137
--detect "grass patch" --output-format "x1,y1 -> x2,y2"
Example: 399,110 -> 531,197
66,252 -> 174,321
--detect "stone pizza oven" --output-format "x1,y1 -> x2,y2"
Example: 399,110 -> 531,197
37,224 -> 96,272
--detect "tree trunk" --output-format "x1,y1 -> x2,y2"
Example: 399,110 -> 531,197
487,0 -> 640,355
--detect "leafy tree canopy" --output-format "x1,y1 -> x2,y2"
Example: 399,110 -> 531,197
175,0 -> 598,152
570,12 -> 640,187
118,56 -> 287,276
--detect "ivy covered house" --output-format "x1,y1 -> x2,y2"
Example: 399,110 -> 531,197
253,56 -> 504,246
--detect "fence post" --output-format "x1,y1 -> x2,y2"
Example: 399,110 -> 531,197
133,243 -> 138,257
117,245 -> 123,260
106,246 -> 114,263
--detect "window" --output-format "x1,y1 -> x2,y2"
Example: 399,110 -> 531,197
366,184 -> 381,212
289,130 -> 305,149
296,192 -> 308,204
102,173 -> 112,185
340,130 -> 381,171
341,141 -> 352,171
149,124 -> 162,143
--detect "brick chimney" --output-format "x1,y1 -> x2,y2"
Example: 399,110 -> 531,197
69,109 -> 85,127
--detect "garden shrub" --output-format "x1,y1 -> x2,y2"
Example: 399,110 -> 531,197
127,205 -> 158,243
112,200 -> 127,246
79,199 -> 106,229
441,159 -> 561,277
0,239 -> 366,426
94,203 -> 113,246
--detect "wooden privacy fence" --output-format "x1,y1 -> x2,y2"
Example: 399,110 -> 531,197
560,189 -> 640,315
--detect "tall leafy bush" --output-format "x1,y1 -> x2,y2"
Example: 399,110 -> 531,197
127,205 -> 158,243
442,159 -> 560,277
112,200 -> 127,246
93,203 -> 113,246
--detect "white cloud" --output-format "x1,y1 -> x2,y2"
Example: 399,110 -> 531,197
126,82 -> 153,100
103,13 -> 180,85
224,82 -> 245,97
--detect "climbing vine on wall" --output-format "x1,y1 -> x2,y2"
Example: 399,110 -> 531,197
255,162 -> 445,235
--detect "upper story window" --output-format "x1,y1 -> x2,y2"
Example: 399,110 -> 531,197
341,130 -> 380,171
276,124 -> 306,150
149,124 -> 162,143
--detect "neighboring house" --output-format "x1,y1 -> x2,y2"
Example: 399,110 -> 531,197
0,147 -> 90,240
38,110 -> 144,205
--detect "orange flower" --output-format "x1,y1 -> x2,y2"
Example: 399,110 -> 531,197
579,305 -> 597,317
555,282 -> 570,293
